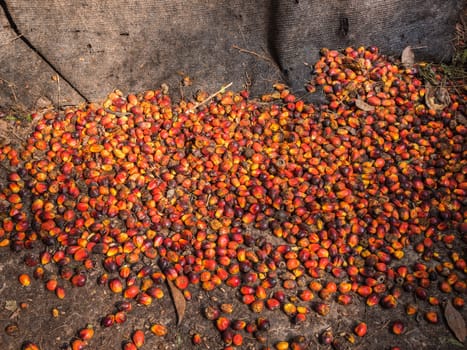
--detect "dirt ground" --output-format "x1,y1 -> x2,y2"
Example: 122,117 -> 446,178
0,230 -> 465,350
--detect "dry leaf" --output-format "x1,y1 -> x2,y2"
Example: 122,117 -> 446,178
4,300 -> 17,312
355,98 -> 375,112
167,279 -> 186,326
444,300 -> 466,343
401,46 -> 415,68
425,83 -> 450,111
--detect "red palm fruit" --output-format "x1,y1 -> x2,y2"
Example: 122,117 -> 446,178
216,316 -> 230,331
232,333 -> 243,346
136,292 -> 152,306
293,313 -> 307,324
203,305 -> 220,320
283,279 -> 297,290
240,285 -> 255,295
273,290 -> 286,303
366,294 -> 380,307
191,333 -> 202,345
114,311 -> 127,324
147,287 -> 164,299
406,303 -> 418,316
250,300 -> 264,313
391,320 -> 405,335
283,303 -> 297,316
40,251 -> 52,265
18,274 -> 31,287
452,296 -> 464,308
255,286 -> 267,299
116,301 -> 132,312
439,281 -> 452,293
357,285 -> 372,297
275,341 -> 290,350
132,329 -> 145,348
174,275 -> 189,290
221,329 -> 234,345
71,339 -> 87,350
313,302 -> 330,316
150,324 -> 168,336
338,281 -> 352,294
123,285 -> 140,299
266,298 -> 281,310
242,294 -> 256,305
22,342 -> 40,350
298,289 -> 314,301
45,278 -> 58,292
415,287 -> 428,300
33,267 -> 44,280
225,275 -> 241,288
231,319 -> 247,331
71,274 -> 87,288
55,286 -> 66,299
424,311 -> 438,324
109,278 -> 123,293
381,295 -> 397,309
60,266 -> 74,280
122,341 -> 137,350
78,325 -> 94,341
309,281 -> 323,292
354,322 -> 367,337
454,281 -> 466,294
220,303 -> 234,314
337,294 -> 352,305
101,314 -> 115,328
320,329 -> 334,345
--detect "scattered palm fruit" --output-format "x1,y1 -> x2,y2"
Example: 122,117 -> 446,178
78,325 -> 94,341
21,342 -> 40,350
131,329 -> 145,348
150,324 -> 168,337
192,333 -> 202,345
354,322 -> 367,337
0,45 -> 465,349
391,320 -> 405,335
18,273 -> 31,286
424,311 -> 439,324
70,338 -> 87,350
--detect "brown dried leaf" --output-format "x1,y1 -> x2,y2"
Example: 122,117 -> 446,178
4,300 -> 17,312
444,300 -> 466,343
167,279 -> 186,326
401,46 -> 415,68
355,98 -> 375,112
425,83 -> 450,111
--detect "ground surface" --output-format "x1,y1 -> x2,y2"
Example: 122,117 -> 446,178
0,235 -> 465,350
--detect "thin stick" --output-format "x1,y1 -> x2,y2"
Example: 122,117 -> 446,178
0,78 -> 18,103
0,34 -> 23,47
186,82 -> 233,113
57,75 -> 61,111
232,45 -> 275,65
104,109 -> 132,117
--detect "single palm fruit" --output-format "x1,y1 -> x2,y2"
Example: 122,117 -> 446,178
354,322 -> 367,337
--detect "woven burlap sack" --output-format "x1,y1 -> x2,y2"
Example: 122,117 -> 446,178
0,0 -> 463,112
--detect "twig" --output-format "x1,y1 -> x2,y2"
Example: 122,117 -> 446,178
0,34 -> 23,47
185,82 -> 233,113
104,109 -> 132,117
232,45 -> 276,65
0,78 -> 18,103
52,75 -> 61,111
